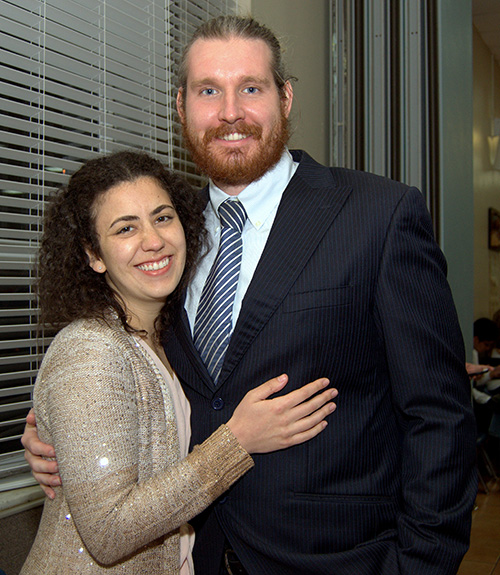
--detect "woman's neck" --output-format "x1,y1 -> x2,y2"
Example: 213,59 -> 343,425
125,302 -> 161,336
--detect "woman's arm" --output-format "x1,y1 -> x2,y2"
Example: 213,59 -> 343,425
35,326 -> 336,565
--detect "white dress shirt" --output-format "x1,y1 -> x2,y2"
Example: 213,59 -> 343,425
185,149 -> 298,334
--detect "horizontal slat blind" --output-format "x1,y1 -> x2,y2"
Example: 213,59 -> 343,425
0,0 -> 237,489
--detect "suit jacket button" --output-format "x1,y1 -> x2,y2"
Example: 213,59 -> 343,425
212,397 -> 224,410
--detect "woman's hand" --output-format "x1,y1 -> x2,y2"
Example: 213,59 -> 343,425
21,408 -> 61,499
226,374 -> 337,454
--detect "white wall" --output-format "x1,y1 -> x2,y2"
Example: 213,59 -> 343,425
250,0 -> 331,165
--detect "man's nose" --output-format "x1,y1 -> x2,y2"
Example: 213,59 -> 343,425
218,92 -> 245,123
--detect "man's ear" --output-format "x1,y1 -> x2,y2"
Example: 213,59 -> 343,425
176,89 -> 185,122
281,81 -> 293,118
85,248 -> 106,274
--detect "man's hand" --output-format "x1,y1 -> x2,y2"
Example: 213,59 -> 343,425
21,408 -> 61,499
490,365 -> 500,380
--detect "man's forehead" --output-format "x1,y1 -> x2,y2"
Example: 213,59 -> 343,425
185,36 -> 273,78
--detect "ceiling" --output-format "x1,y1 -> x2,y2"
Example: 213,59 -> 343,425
473,0 -> 500,66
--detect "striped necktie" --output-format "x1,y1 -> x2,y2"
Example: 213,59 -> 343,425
193,199 -> 247,382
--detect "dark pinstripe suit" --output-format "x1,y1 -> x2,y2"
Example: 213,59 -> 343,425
165,150 -> 477,574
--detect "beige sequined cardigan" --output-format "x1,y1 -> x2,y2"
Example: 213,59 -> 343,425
21,316 -> 253,574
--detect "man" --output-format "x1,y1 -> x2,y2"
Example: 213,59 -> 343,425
473,317 -> 500,365
23,15 -> 477,575
470,318 -> 500,435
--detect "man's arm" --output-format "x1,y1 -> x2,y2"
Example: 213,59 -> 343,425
21,408 -> 61,499
374,187 -> 477,574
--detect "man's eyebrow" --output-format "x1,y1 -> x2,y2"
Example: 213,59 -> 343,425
190,75 -> 272,88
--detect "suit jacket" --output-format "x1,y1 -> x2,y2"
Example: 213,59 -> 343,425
22,316 -> 252,574
164,150 -> 477,575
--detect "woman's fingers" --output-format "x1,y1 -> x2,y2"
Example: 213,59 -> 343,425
250,374 -> 289,400
285,400 -> 337,440
286,387 -> 338,421
227,375 -> 338,454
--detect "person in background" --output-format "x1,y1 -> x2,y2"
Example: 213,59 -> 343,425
469,318 -> 500,435
473,317 -> 500,365
20,150 -> 336,574
23,15 -> 477,575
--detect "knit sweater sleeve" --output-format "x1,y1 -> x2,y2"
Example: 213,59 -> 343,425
34,322 -> 253,565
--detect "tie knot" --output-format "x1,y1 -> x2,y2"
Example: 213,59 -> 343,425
219,199 -> 247,234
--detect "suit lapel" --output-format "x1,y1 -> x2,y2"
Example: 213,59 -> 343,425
217,152 -> 353,386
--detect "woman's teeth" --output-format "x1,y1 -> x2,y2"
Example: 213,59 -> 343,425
137,257 -> 170,271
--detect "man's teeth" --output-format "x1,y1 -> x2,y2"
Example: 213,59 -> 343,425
222,133 -> 248,141
138,257 -> 170,271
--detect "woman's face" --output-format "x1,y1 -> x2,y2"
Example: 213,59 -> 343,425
86,176 -> 186,319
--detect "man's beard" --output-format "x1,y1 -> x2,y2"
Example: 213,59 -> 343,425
181,113 -> 289,188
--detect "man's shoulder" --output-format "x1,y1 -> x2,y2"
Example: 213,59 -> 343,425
291,149 -> 412,195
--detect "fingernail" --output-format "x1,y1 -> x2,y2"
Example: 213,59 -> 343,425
277,374 -> 287,383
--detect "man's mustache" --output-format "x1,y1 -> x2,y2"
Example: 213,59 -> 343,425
202,122 -> 262,144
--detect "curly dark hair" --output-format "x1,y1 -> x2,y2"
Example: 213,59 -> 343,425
38,150 -> 206,337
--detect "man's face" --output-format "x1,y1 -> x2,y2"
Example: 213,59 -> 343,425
474,336 -> 496,356
177,37 -> 293,195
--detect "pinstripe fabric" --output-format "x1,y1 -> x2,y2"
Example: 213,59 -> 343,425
193,199 -> 247,382
166,151 -> 477,575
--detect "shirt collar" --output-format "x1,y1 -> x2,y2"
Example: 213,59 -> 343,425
207,149 -> 298,230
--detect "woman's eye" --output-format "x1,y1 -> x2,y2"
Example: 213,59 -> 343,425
157,215 -> 171,224
117,226 -> 132,234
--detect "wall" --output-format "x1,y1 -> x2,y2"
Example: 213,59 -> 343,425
473,27 -> 500,320
250,0 -> 331,165
437,0 -> 474,350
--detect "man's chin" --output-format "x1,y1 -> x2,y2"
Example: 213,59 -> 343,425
183,117 -> 289,187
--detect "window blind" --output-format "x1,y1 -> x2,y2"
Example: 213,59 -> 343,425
0,0 -> 237,491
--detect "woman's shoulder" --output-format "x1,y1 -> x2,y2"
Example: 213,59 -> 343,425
52,316 -> 128,346
36,317 -> 141,393
42,316 -> 136,369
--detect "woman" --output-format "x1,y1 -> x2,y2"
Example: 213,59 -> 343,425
21,151 -> 336,574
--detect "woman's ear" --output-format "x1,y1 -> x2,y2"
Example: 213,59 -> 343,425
85,248 -> 106,273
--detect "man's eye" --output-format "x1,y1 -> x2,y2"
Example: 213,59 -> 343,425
243,86 -> 259,94
201,88 -> 217,96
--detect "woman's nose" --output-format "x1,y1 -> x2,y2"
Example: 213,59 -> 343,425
142,226 -> 164,250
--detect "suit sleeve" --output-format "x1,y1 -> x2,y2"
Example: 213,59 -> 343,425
373,187 -> 477,574
34,329 -> 253,565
